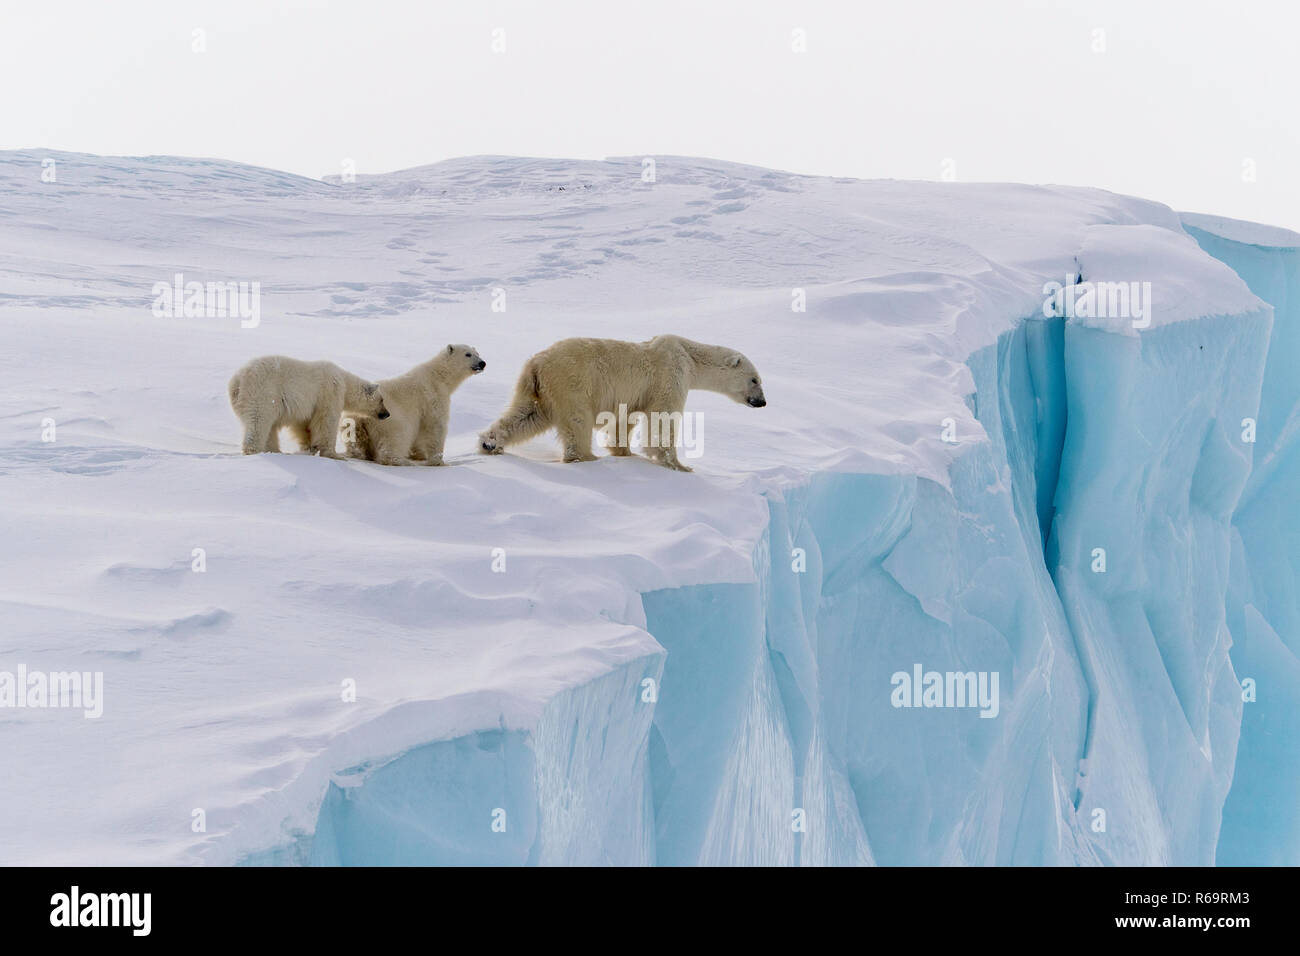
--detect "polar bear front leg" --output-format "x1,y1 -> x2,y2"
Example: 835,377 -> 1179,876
645,402 -> 692,471
241,416 -> 275,455
374,416 -> 418,466
340,416 -> 372,460
660,449 -> 692,472
411,418 -> 448,466
646,441 -> 692,471
306,402 -> 344,458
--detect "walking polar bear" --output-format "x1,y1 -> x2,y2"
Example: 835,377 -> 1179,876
228,355 -> 388,457
478,335 -> 766,471
343,344 -> 486,465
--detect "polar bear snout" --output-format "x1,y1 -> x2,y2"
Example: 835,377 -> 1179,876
747,395 -> 767,408
376,408 -> 391,420
448,344 -> 486,376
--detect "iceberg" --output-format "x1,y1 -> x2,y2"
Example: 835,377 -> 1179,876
0,150 -> 1292,865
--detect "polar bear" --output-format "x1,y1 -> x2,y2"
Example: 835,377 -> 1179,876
343,344 -> 486,466
228,355 -> 388,457
478,335 -> 765,471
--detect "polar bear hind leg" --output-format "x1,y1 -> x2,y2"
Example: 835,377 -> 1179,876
557,410 -> 598,463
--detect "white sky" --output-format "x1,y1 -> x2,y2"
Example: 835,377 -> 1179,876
3,0 -> 1297,230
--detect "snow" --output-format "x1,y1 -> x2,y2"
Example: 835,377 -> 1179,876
1069,223 -> 1259,334
0,148 -> 1291,865
1181,211 -> 1300,250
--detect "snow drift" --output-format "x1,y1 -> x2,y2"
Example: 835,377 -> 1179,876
0,150 -> 1294,865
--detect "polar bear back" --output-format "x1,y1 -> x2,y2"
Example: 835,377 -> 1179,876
229,355 -> 351,421
530,336 -> 691,415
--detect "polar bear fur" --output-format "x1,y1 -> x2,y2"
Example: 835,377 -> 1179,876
343,344 -> 486,466
228,355 -> 388,457
478,335 -> 766,471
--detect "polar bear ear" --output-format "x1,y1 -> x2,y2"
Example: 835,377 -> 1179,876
363,382 -> 378,396
447,344 -> 455,355
725,354 -> 742,368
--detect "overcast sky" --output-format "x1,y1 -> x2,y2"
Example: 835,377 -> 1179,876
3,0 -> 1297,230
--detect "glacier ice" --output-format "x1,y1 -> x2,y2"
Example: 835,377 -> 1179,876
638,305 -> 1269,866
309,654 -> 663,866
1182,214 -> 1300,865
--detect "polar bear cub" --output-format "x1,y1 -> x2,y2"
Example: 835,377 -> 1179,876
478,334 -> 766,471
228,355 -> 389,457
343,344 -> 486,465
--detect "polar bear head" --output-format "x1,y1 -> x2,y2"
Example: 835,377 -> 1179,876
722,352 -> 766,408
361,381 -> 391,419
446,344 -> 487,375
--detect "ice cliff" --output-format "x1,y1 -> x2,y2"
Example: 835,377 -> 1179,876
1181,213 -> 1300,865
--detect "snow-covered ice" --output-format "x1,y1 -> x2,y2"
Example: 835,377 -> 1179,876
0,150 -> 1294,865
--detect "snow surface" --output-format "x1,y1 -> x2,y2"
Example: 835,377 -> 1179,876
0,149 -> 1291,865
1182,211 -> 1300,250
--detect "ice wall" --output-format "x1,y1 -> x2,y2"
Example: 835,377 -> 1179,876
1183,214 -> 1300,865
305,651 -> 663,865
643,302 -> 1269,865
1048,312 -> 1268,863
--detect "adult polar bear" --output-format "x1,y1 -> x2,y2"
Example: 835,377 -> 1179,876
478,335 -> 766,471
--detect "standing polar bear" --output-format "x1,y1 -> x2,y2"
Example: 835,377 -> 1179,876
478,335 -> 766,471
343,344 -> 487,465
228,356 -> 389,457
